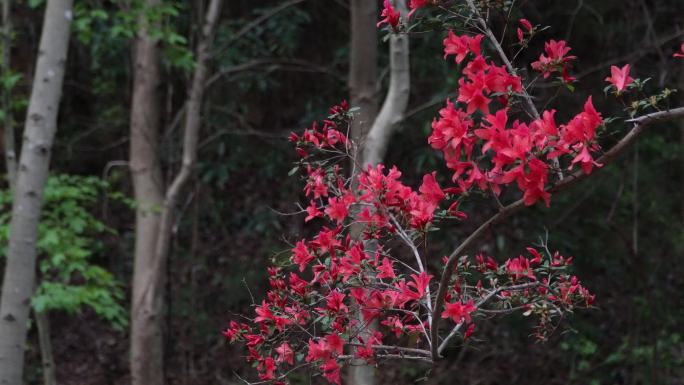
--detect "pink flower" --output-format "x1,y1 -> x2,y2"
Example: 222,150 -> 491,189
519,18 -> 533,31
377,0 -> 401,29
605,64 -> 634,93
275,342 -> 294,365
409,0 -> 429,17
674,43 -> 684,58
531,40 -> 576,79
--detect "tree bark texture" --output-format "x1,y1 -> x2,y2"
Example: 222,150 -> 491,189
35,310 -> 57,385
128,0 -> 165,384
0,1 -> 73,384
130,1 -> 223,385
361,0 -> 410,168
348,0 -> 378,149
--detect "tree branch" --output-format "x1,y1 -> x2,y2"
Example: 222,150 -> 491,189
437,281 -> 540,354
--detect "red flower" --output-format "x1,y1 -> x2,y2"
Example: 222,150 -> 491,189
519,18 -> 533,31
531,40 -> 576,79
254,300 -> 275,323
305,339 -> 330,362
305,200 -> 323,222
325,197 -> 349,224
527,247 -> 543,265
376,257 -> 396,279
419,172 -> 445,205
292,240 -> 314,271
275,342 -> 294,365
325,333 -> 345,355
377,0 -> 401,29
569,145 -> 602,174
673,43 -> 684,58
321,359 -> 341,385
258,357 -> 277,381
407,272 -> 432,299
325,290 -> 348,314
441,299 -> 476,324
517,19 -> 532,44
408,0 -> 429,17
605,64 -> 634,93
506,256 -> 536,280
443,31 -> 483,64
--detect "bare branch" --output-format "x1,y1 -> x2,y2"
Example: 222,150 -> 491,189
437,281 -> 540,353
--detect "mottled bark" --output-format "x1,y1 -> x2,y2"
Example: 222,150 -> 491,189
128,0 -> 164,384
0,1 -> 73,384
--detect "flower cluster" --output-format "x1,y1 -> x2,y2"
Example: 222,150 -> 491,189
223,12 -> 611,385
224,95 -> 595,383
432,32 -> 603,206
531,39 -> 577,83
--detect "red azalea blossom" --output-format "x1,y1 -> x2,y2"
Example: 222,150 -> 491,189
674,43 -> 684,58
292,240 -> 314,271
305,200 -> 323,222
531,39 -> 576,79
442,299 -> 477,324
377,0 -> 401,29
275,342 -> 294,365
605,64 -> 634,93
519,18 -> 533,31
444,31 -> 483,64
408,0 -> 429,17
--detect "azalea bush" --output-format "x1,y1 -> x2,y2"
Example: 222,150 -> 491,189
224,1 -> 684,384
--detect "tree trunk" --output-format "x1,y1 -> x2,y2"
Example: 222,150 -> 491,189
0,1 -> 73,384
361,0 -> 410,168
128,0 -> 165,384
130,1 -> 222,385
347,2 -> 410,385
35,310 -> 57,385
348,0 -> 378,149
680,69 -> 684,223
1,0 -> 16,192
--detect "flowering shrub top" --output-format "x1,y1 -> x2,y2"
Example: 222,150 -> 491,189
224,2 -> 683,384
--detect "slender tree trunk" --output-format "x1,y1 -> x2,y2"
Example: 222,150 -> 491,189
35,310 -> 57,385
1,0 -> 16,192
679,70 -> 684,223
347,2 -> 409,385
348,0 -> 378,149
0,1 -> 73,384
361,0 -> 410,168
346,2 -> 379,385
130,2 -> 222,384
128,0 -> 165,384
3,5 -> 58,384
